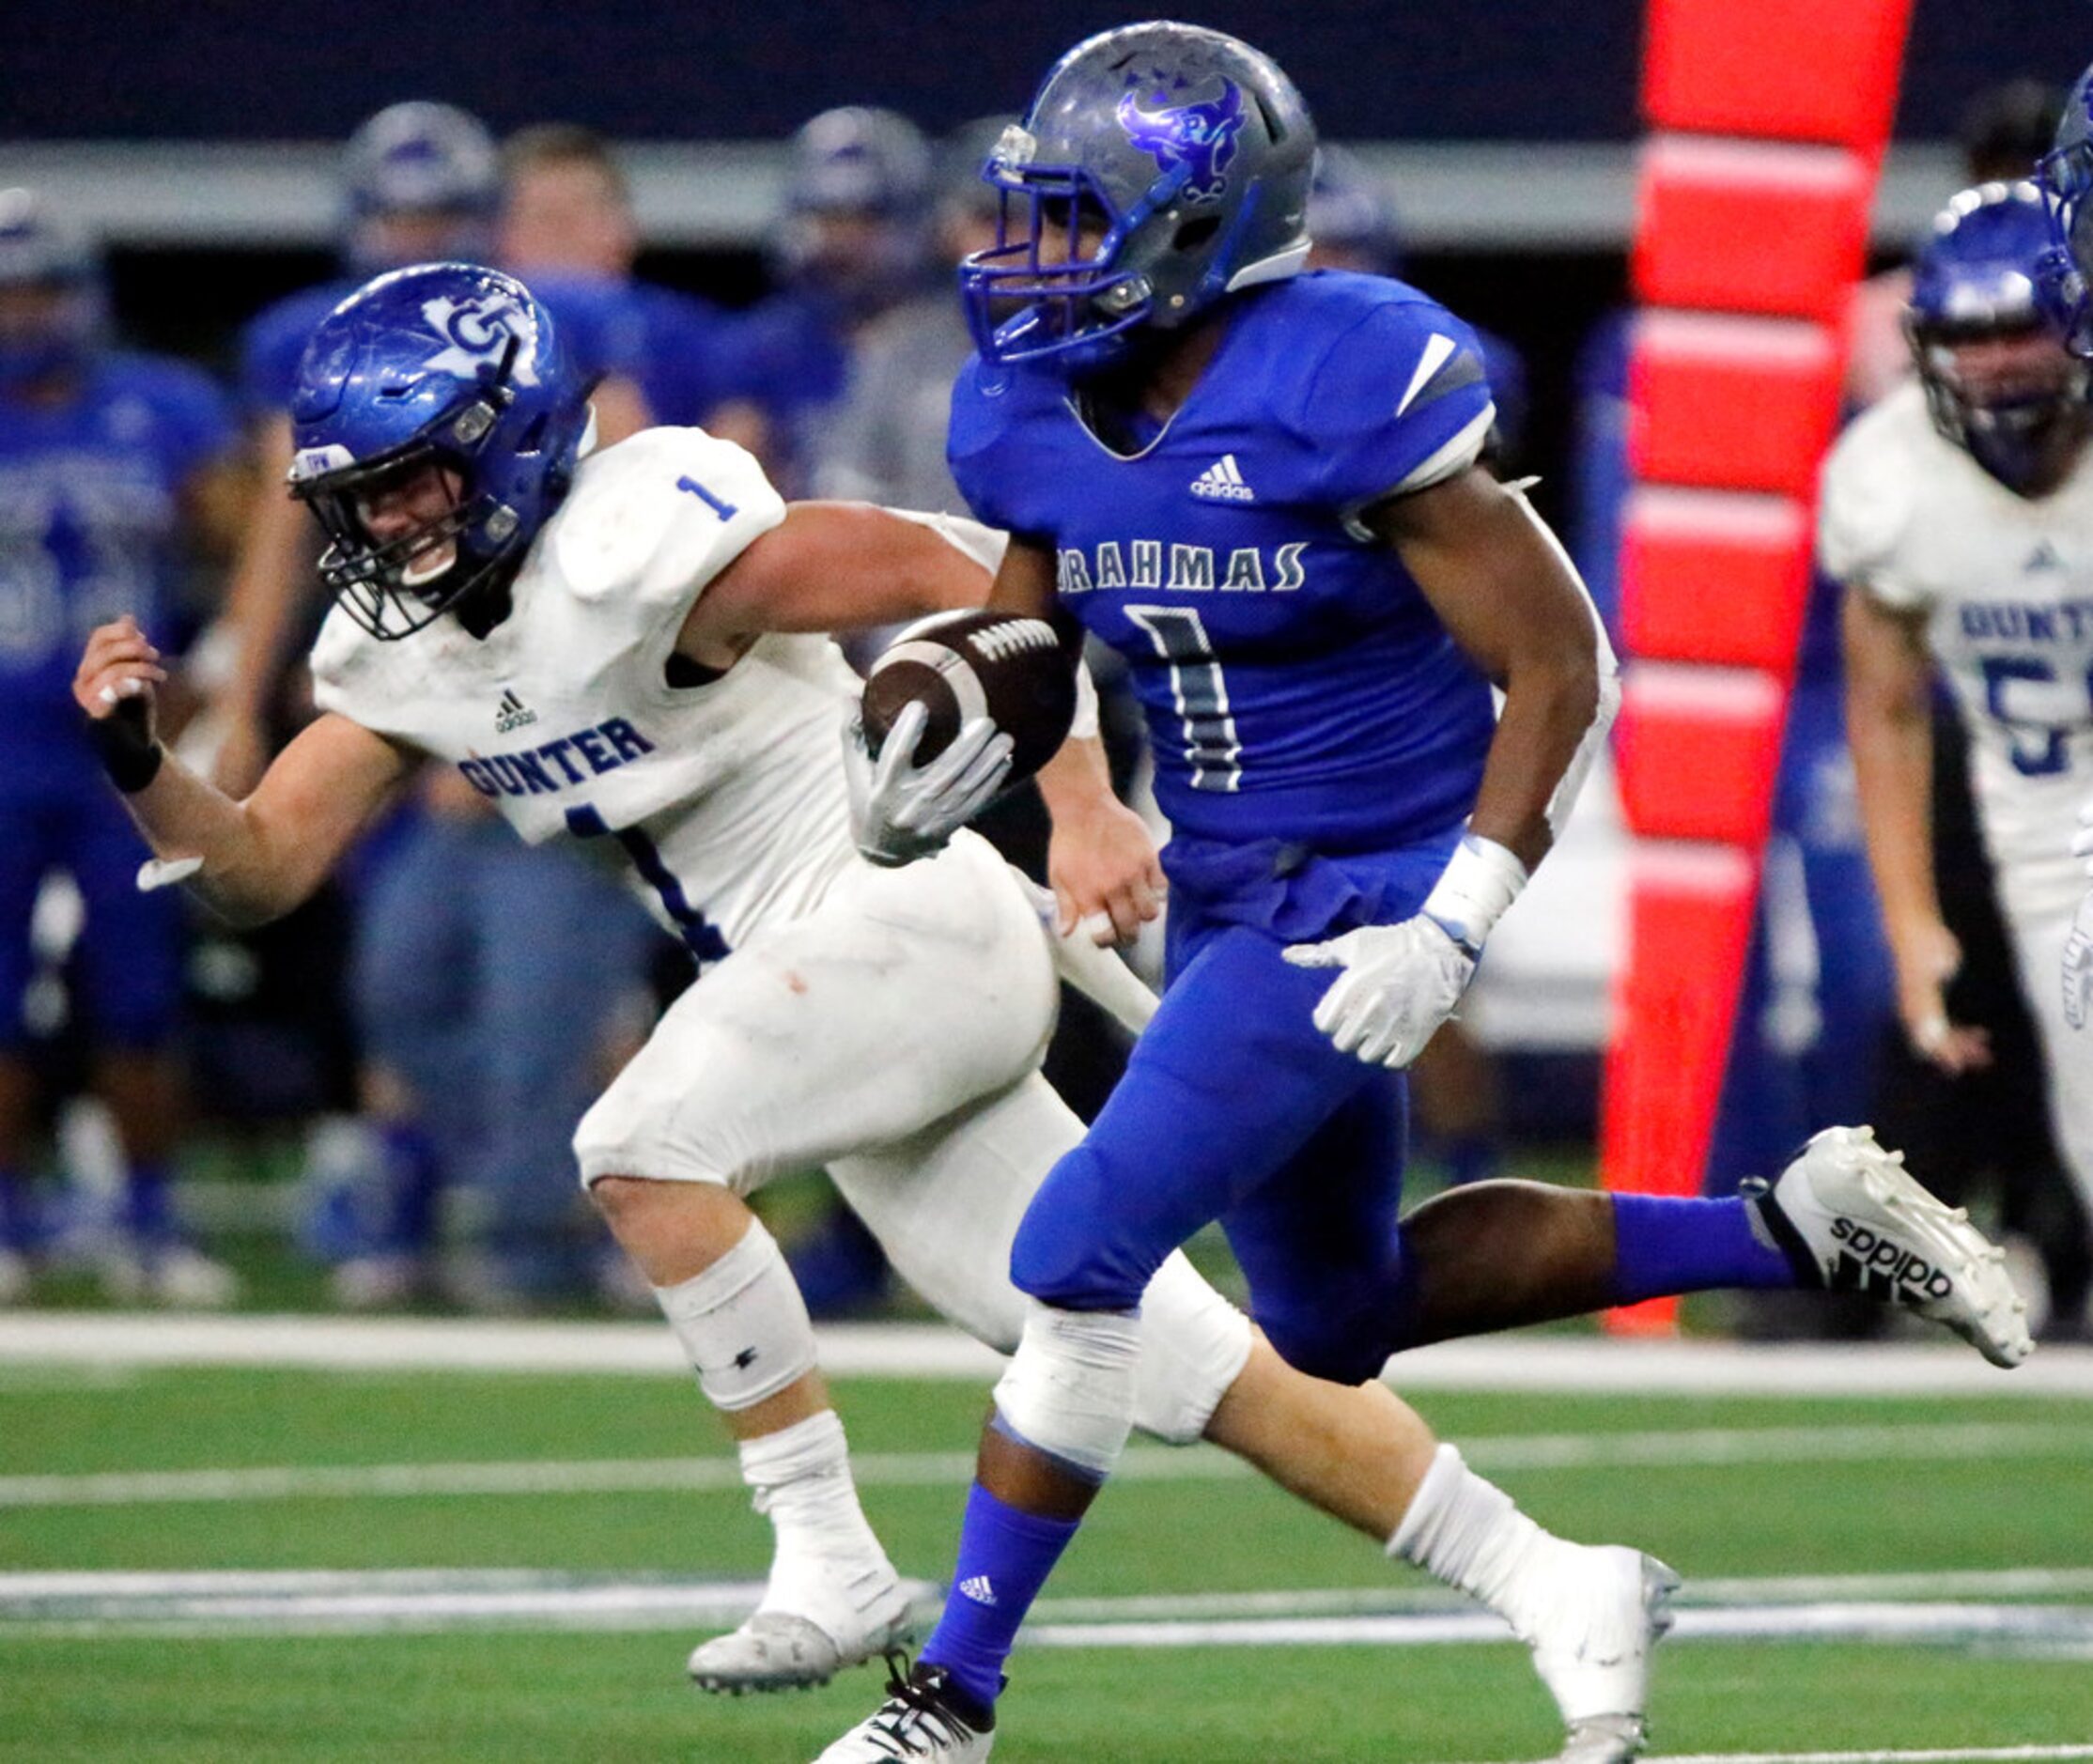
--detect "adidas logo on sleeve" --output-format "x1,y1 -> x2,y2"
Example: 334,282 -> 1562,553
1189,455 -> 1255,502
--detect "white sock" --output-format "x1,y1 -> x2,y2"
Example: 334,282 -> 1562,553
737,1411 -> 896,1621
1388,1443 -> 1567,1638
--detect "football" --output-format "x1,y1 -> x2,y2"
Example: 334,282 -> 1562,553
860,609 -> 1078,782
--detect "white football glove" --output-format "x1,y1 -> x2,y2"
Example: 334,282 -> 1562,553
1283,916 -> 1476,1068
2067,888 -> 2093,1031
843,699 -> 1014,869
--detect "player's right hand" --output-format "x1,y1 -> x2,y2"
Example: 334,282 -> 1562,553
73,615 -> 167,733
843,700 -> 1014,869
1891,915 -> 1990,1074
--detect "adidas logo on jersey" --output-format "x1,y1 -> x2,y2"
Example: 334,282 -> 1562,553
2024,540 -> 2067,573
1189,455 -> 1255,502
495,689 -> 539,735
957,1576 -> 998,1606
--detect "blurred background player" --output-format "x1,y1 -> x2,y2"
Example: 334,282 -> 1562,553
713,105 -> 935,495
498,122 -> 735,434
0,189 -> 241,1303
1834,186 -> 2093,1335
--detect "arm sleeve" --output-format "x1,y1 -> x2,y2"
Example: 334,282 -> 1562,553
1301,297 -> 1498,536
1816,410 -> 1926,611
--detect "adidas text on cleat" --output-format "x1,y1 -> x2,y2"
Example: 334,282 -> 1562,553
813,1660 -> 994,1762
689,1574 -> 916,1694
1755,1124 -> 2035,1369
1524,1547 -> 1679,1764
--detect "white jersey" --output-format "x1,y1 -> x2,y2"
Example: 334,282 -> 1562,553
314,427 -> 887,954
1819,381 -> 2093,921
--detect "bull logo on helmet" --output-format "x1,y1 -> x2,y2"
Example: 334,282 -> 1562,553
1116,79 -> 1246,203
418,292 -> 539,386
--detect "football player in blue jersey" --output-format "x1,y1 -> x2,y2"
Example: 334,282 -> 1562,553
498,123 -> 735,434
820,24 -> 2031,1762
713,106 -> 937,495
0,190 -> 242,1303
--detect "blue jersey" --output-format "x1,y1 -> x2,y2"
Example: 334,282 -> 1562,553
950,271 -> 1499,853
559,274 -> 733,431
720,287 -> 855,494
0,352 -> 236,797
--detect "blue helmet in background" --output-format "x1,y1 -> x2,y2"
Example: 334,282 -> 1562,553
2037,66 -> 2093,356
1306,143 -> 1402,275
1909,181 -> 2087,493
774,106 -> 935,314
287,263 -> 590,640
0,188 -> 104,392
959,20 -> 1316,378
343,101 -> 501,272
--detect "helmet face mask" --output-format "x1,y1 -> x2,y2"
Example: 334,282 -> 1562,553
958,22 -> 1316,379
1911,182 -> 2089,494
287,264 -> 586,641
2037,71 -> 2093,357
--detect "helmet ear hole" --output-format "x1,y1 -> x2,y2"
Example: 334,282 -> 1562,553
1173,215 -> 1222,253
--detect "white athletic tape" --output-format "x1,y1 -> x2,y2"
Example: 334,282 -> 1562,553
992,1302 -> 1142,1479
651,1220 -> 816,1412
136,856 -> 204,893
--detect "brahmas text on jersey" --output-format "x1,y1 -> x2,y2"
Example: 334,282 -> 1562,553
949,270 -> 1499,852
309,426 -> 864,957
1819,380 -> 2093,912
0,353 -> 235,797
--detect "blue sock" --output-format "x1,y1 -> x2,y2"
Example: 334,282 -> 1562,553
124,1164 -> 176,1246
0,1170 -> 36,1252
1608,1193 -> 1800,1305
920,1480 -> 1083,1711
376,1122 -> 442,1253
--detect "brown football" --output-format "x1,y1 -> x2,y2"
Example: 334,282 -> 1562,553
860,610 -> 1078,782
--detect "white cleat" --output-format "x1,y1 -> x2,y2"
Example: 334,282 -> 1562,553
101,1242 -> 242,1309
813,1662 -> 995,1763
1522,1545 -> 1679,1764
1759,1124 -> 2034,1369
689,1571 -> 919,1694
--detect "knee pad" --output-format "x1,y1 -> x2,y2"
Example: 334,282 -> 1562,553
1131,1253 -> 1254,1447
652,1219 -> 816,1412
990,1301 -> 1141,1481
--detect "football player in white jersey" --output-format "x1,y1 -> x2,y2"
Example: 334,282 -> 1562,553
1828,182 -> 2093,1270
75,263 -> 1697,1757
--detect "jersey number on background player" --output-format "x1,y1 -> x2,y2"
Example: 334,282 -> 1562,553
1982,654 -> 2093,776
1125,605 -> 1242,793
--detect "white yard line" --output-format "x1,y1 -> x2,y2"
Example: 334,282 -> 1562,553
1633,1751 -> 2093,1764
3,1421 -> 2087,1509
4,1571 -> 2092,1651
0,1314 -> 2087,1397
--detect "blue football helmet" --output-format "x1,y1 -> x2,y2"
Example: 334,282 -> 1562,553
774,106 -> 934,313
1909,181 -> 2087,493
2037,65 -> 2093,356
0,187 -> 103,392
959,21 -> 1316,377
286,263 -> 590,640
1305,143 -> 1402,275
342,101 -> 501,272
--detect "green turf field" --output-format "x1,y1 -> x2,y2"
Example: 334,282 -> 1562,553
3,1356 -> 2091,1762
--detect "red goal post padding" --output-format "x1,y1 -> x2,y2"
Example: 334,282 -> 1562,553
1605,0 -> 1915,1332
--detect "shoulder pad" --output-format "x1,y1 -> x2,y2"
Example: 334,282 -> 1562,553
1817,386 -> 1927,602
548,426 -> 787,614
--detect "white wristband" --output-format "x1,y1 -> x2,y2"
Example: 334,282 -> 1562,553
1420,834 -> 1527,954
1070,656 -> 1100,742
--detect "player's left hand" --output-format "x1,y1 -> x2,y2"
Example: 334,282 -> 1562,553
1047,797 -> 1165,946
843,700 -> 1014,869
1283,915 -> 1476,1069
2066,886 -> 2093,1031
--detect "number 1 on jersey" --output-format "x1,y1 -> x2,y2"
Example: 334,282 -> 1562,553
676,475 -> 737,522
1125,604 -> 1242,793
